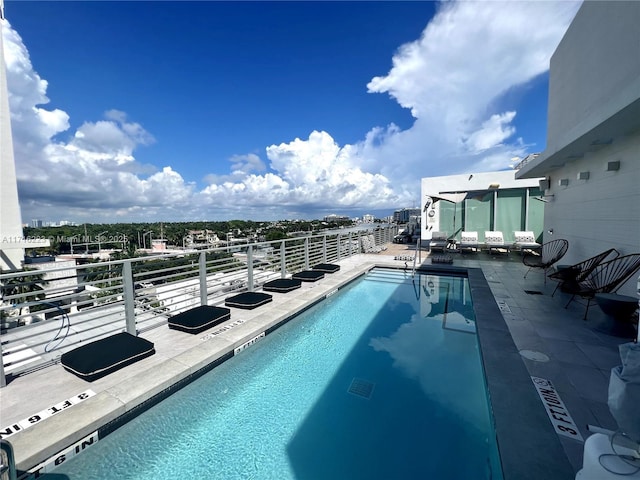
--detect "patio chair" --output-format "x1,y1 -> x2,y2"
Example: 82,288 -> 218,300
459,231 -> 479,253
548,248 -> 619,297
522,239 -> 569,282
429,232 -> 449,252
562,253 -> 640,319
484,231 -> 508,254
513,231 -> 541,252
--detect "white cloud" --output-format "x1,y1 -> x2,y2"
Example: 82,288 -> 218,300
464,111 -> 517,153
2,19 -> 193,221
2,1 -> 580,223
198,131 -> 397,215
72,110 -> 154,155
366,0 -> 580,173
2,21 -> 69,150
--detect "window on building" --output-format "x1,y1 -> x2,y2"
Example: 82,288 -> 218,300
496,190 -> 525,242
463,192 -> 493,242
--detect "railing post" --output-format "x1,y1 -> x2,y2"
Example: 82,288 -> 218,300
247,245 -> 254,292
199,252 -> 208,306
122,261 -> 137,335
323,235 -> 327,263
0,439 -> 17,479
0,341 -> 6,387
304,237 -> 309,269
280,240 -> 286,278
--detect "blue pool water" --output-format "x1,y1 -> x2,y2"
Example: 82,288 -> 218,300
54,268 -> 503,479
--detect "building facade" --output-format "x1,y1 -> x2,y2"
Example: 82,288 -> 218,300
393,208 -> 421,224
421,170 -> 544,244
516,1 -> 640,297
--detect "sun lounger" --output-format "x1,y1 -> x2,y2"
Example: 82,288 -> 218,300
168,305 -> 231,334
225,292 -> 273,309
60,332 -> 155,382
484,231 -> 509,254
429,232 -> 448,252
312,263 -> 340,273
263,278 -> 302,293
459,231 -> 479,253
513,231 -> 541,252
292,270 -> 325,282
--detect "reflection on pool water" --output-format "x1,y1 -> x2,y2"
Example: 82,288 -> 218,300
53,267 -> 502,479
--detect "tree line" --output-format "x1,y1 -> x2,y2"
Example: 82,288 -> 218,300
23,219 -> 356,255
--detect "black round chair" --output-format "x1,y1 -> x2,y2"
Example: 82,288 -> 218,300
523,239 -> 569,282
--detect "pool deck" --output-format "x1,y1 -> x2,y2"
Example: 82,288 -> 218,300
1,244 -> 635,479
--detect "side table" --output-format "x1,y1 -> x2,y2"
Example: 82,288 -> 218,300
594,293 -> 638,338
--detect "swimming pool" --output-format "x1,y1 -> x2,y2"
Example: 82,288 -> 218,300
53,267 -> 503,479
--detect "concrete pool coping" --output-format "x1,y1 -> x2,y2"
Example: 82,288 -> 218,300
4,257 -> 574,479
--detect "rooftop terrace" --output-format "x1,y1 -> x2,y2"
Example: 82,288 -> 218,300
0,236 -> 635,479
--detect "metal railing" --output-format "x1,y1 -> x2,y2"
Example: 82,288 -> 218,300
0,227 -> 395,386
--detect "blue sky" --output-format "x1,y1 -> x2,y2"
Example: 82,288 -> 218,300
2,1 -> 581,223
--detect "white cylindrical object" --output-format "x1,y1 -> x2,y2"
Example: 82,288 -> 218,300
576,433 -> 640,479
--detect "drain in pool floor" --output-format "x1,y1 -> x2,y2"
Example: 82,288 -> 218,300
348,378 -> 375,399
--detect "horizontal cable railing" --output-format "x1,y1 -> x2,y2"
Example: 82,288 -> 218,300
0,227 -> 395,385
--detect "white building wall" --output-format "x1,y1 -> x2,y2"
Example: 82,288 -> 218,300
517,1 -> 640,298
546,2 -> 640,153
0,18 -> 25,270
543,134 -> 640,297
421,170 -> 542,240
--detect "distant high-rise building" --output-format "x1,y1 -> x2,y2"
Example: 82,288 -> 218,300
323,214 -> 350,223
31,219 -> 43,228
393,208 -> 421,223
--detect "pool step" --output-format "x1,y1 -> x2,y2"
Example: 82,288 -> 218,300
364,271 -> 413,285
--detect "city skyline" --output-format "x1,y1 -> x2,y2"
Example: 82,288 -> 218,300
3,1 -> 581,223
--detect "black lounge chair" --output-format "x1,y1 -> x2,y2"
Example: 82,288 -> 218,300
292,270 -> 325,282
60,332 -> 155,382
168,305 -> 231,334
225,292 -> 273,309
429,232 -> 449,252
312,263 -> 340,273
548,248 -> 619,297
263,278 -> 302,293
523,239 -> 569,283
562,253 -> 640,319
